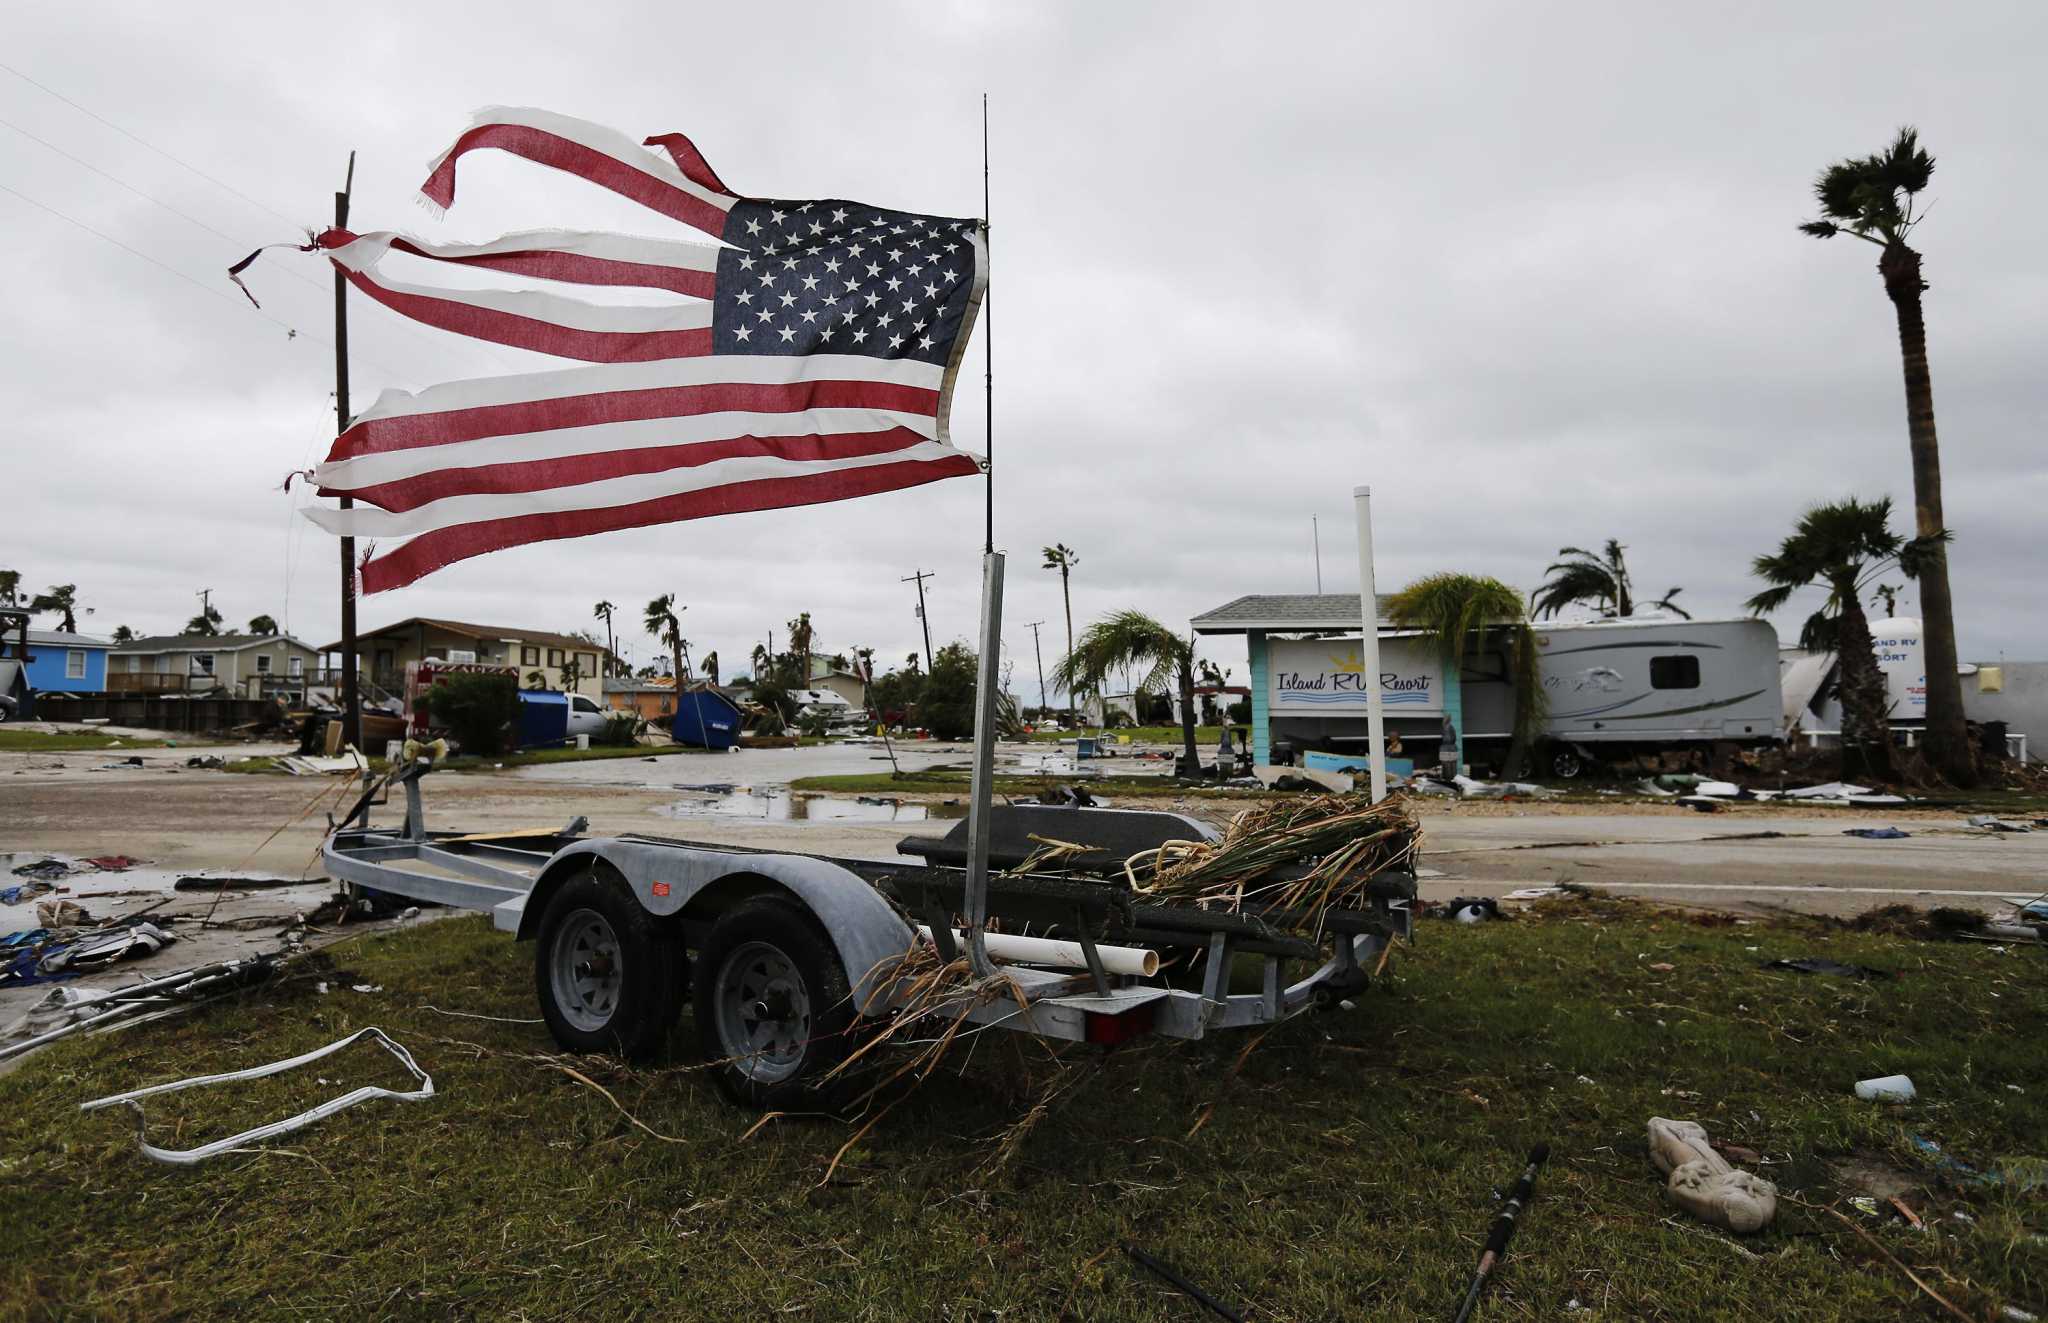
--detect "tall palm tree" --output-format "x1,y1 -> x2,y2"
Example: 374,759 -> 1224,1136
1041,543 -> 1079,724
1386,573 -> 1545,779
701,650 -> 719,685
184,603 -> 222,637
111,625 -> 135,644
30,584 -> 81,633
1051,610 -> 1200,776
1745,497 -> 1940,782
1800,126 -> 1971,786
248,614 -> 279,636
0,570 -> 21,608
644,594 -> 687,684
592,600 -> 617,676
1532,540 -> 1688,620
786,612 -> 814,685
751,642 -> 771,680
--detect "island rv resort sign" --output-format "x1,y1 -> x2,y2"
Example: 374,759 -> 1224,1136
1268,636 -> 1442,716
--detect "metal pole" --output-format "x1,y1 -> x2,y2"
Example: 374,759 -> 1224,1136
1352,486 -> 1388,803
335,151 -> 360,752
1312,515 -> 1322,593
961,550 -> 1005,977
981,92 -> 993,556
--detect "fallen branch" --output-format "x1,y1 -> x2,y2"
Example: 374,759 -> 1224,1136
555,1064 -> 688,1145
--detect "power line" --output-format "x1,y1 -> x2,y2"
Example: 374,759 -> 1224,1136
0,113 -> 270,251
0,60 -> 299,227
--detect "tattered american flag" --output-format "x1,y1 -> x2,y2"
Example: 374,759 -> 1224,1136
297,108 -> 987,592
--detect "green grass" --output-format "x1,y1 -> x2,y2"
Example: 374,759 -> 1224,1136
3,897 -> 2041,1320
790,768 -> 1278,800
0,729 -> 167,753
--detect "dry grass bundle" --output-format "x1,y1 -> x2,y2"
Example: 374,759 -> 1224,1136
1126,793 -> 1420,934
828,935 -> 1063,1113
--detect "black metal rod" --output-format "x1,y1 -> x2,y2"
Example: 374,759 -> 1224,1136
334,150 -> 359,752
1452,1143 -> 1550,1323
1123,1243 -> 1244,1322
981,91 -> 992,556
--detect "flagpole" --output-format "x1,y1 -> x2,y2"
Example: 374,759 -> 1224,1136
962,94 -> 1000,978
335,151 -> 360,753
981,93 -> 994,556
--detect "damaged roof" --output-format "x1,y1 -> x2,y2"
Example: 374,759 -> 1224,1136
114,633 -> 315,654
323,617 -> 610,656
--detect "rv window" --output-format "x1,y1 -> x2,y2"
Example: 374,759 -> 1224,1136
1650,655 -> 1700,689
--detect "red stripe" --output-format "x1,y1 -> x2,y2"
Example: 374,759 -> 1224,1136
421,123 -> 730,237
362,455 -> 982,593
337,264 -> 712,363
643,133 -> 735,196
330,427 -> 932,512
321,228 -> 715,299
329,379 -> 940,461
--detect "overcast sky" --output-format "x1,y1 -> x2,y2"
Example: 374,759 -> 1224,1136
6,2 -> 2043,695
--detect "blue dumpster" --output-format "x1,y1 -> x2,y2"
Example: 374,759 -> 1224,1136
673,687 -> 742,751
516,690 -> 570,749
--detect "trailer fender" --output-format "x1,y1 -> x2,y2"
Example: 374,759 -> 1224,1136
519,841 -> 914,1006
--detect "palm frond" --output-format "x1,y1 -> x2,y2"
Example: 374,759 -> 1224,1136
1877,126 -> 1934,195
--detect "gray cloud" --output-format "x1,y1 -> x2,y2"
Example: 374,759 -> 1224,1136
5,1 -> 2042,695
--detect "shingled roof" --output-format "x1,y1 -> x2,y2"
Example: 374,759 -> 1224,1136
1190,594 -> 1396,634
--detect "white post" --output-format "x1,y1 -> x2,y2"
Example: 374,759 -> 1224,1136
1353,486 -> 1389,803
961,550 -> 1006,977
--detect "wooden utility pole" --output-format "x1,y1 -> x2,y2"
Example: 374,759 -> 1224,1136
1025,619 -> 1047,714
334,152 -> 360,750
902,570 -> 935,673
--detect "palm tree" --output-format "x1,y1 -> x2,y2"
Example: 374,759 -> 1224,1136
1745,497 -> 1940,782
1800,127 -> 1971,785
30,584 -> 81,633
248,614 -> 279,636
184,602 -> 223,636
1532,540 -> 1688,620
644,594 -> 687,684
751,642 -> 771,679
1386,573 -> 1545,779
592,601 -> 617,676
559,656 -> 583,694
1041,543 -> 1079,724
1051,610 -> 1200,776
111,625 -> 135,644
786,612 -> 814,685
700,650 -> 719,685
1873,584 -> 1902,619
0,570 -> 20,608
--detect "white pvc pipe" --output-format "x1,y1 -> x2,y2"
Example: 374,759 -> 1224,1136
1353,485 -> 1390,804
917,926 -> 1159,978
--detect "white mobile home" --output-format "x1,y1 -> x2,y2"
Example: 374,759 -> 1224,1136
1193,594 -> 1782,777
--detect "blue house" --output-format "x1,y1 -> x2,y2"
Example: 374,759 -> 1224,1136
23,629 -> 111,694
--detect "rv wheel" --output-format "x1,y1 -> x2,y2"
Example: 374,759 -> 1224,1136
1550,747 -> 1586,779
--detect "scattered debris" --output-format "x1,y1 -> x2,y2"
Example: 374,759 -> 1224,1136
10,858 -> 74,881
92,756 -> 146,771
172,875 -> 310,892
184,755 -> 227,769
277,751 -> 368,777
1649,1117 -> 1777,1233
1854,1074 -> 1916,1103
35,899 -> 95,929
1843,827 -> 1911,840
0,955 -> 278,1063
1763,957 -> 1892,979
79,1025 -> 435,1164
1968,815 -> 2033,834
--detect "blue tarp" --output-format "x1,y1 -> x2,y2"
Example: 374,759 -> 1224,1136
516,690 -> 570,749
672,688 -> 742,751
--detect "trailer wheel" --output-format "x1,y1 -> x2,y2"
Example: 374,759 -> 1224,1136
1550,746 -> 1586,780
533,866 -> 684,1060
693,896 -> 855,1109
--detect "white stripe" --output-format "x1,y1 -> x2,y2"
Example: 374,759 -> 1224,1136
306,440 -> 980,538
366,227 -> 724,276
427,106 -> 736,217
319,407 -> 939,490
329,234 -> 713,334
347,355 -> 946,428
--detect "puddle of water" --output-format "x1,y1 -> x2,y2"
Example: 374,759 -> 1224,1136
656,791 -> 967,823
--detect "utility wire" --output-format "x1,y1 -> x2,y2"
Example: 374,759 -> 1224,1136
0,60 -> 299,227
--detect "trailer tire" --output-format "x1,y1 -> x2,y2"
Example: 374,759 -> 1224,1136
693,896 -> 855,1109
533,865 -> 684,1061
1550,746 -> 1586,780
